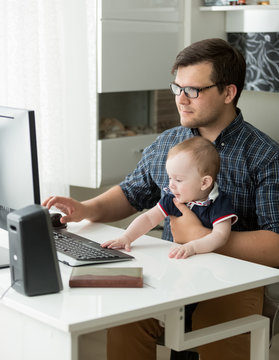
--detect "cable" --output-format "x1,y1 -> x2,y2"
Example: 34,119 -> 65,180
0,281 -> 16,300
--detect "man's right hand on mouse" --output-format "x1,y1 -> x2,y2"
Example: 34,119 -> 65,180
42,196 -> 88,223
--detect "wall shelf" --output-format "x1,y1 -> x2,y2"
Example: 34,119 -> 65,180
200,5 -> 279,11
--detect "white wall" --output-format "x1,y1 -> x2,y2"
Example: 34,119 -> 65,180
189,0 -> 279,144
239,90 -> 279,143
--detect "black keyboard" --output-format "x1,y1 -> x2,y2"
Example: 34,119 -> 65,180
53,229 -> 134,265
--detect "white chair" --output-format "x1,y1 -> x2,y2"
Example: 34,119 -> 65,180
157,285 -> 279,359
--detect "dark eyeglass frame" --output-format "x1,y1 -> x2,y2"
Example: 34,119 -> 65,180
169,82 -> 219,99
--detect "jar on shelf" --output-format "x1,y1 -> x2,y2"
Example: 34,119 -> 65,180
229,0 -> 246,4
203,0 -> 230,5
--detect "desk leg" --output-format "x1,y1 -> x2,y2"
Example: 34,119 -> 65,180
250,323 -> 269,360
158,309 -> 269,360
0,303 -> 78,360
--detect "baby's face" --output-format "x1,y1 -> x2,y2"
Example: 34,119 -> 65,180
166,152 -> 204,203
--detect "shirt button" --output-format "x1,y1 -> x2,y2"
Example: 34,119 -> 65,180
221,142 -> 225,147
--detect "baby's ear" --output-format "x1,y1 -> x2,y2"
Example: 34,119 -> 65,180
201,175 -> 213,191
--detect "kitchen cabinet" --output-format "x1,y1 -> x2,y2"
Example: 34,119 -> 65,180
65,0 -> 183,188
97,0 -> 184,92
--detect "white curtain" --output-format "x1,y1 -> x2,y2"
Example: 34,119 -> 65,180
0,0 -> 97,201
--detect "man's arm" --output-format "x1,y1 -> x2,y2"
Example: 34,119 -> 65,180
170,200 -> 279,267
82,185 -> 137,222
43,185 -> 137,224
216,230 -> 279,267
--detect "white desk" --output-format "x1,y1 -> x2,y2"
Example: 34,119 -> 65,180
1,221 -> 279,360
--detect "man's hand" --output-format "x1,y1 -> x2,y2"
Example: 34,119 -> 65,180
170,198 -> 210,244
42,196 -> 88,223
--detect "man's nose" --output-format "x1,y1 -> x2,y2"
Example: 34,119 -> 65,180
178,90 -> 191,104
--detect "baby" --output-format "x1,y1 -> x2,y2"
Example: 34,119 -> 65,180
102,136 -> 237,259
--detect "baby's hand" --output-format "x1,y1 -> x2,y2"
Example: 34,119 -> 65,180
168,242 -> 195,259
101,235 -> 132,252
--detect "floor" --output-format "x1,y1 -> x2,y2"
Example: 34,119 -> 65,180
79,330 -> 279,360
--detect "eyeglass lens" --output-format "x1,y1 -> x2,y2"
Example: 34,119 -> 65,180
170,83 -> 198,99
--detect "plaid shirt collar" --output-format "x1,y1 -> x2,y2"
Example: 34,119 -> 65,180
190,109 -> 243,145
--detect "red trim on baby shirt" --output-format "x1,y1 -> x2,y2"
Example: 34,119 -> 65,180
157,202 -> 168,217
213,214 -> 238,226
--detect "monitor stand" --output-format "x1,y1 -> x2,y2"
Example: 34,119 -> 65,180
0,206 -> 13,231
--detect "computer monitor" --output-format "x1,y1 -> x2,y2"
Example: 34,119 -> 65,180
0,106 -> 41,230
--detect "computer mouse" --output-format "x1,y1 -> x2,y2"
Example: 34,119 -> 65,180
50,212 -> 67,229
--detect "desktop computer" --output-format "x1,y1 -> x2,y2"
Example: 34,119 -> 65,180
0,106 -> 62,296
0,106 -> 40,229
8,204 -> 62,296
0,105 -> 133,296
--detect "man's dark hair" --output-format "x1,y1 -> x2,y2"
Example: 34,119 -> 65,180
172,38 -> 246,106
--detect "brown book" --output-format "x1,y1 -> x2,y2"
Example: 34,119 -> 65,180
69,266 -> 143,288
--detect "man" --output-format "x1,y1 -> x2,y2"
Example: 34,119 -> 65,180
43,38 -> 279,360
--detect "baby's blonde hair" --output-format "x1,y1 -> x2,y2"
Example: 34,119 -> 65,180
167,137 -> 220,181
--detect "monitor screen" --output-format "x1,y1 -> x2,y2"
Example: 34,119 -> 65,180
0,106 -> 41,230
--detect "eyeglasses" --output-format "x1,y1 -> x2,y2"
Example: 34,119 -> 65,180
169,82 -> 218,99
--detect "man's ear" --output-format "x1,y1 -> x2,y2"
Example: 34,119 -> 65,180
224,84 -> 237,104
201,175 -> 213,191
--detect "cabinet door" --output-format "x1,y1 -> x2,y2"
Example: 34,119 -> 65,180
97,19 -> 183,92
97,134 -> 158,186
100,0 -> 183,22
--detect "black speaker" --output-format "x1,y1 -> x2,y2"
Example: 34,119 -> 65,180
7,204 -> 63,296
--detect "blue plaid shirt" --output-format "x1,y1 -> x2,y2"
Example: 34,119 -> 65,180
120,110 -> 279,241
